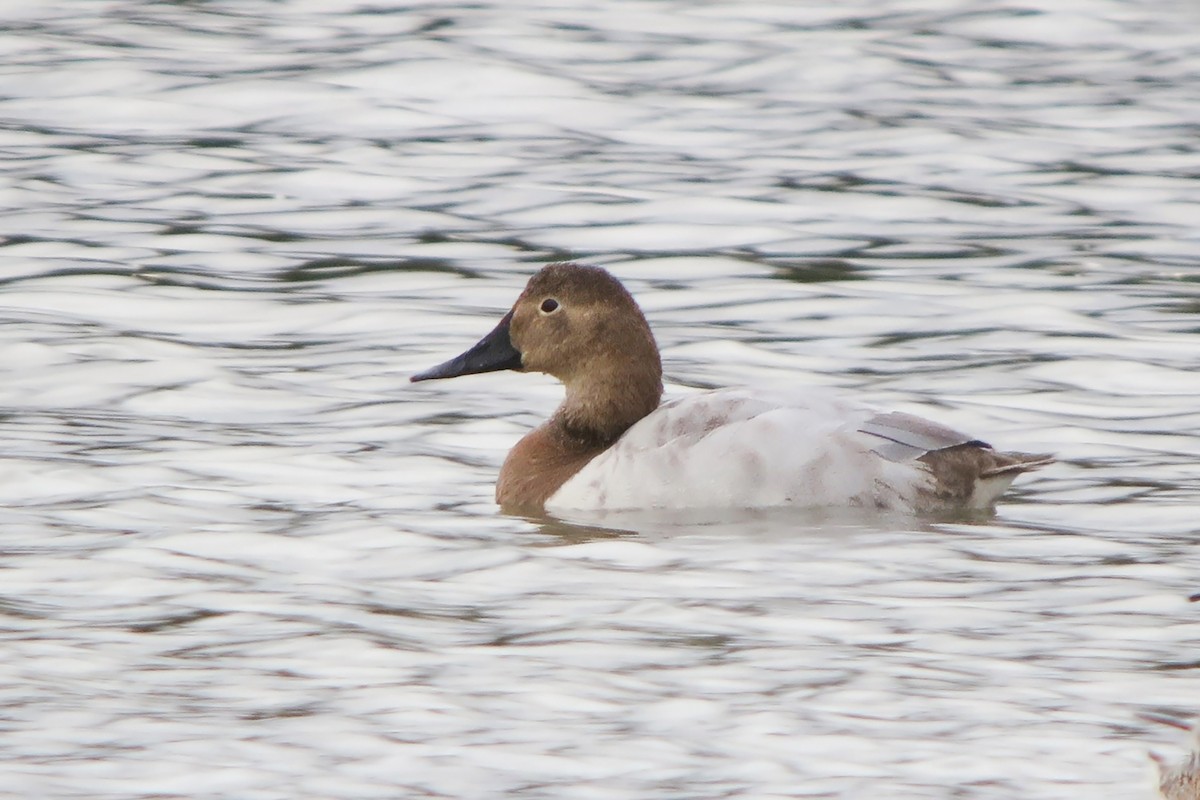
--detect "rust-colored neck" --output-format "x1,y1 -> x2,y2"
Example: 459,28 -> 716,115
496,360 -> 663,513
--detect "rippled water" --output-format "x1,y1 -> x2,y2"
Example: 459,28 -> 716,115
2,1 -> 1199,797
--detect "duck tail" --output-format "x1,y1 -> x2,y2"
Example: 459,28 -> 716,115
979,452 -> 1055,479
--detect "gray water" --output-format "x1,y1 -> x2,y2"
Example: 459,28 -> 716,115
2,1 -> 1199,797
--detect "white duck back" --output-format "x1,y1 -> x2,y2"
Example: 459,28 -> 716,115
547,387 -> 938,512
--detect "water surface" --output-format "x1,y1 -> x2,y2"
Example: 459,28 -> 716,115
2,1 -> 1199,797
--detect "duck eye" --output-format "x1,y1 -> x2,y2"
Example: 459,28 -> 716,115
539,298 -> 560,314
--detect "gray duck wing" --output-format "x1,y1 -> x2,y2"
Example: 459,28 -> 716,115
859,411 -> 989,463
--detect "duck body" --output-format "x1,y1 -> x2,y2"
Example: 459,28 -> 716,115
546,387 -> 1022,513
412,262 -> 1052,516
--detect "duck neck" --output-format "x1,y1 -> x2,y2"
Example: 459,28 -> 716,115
554,359 -> 663,449
496,361 -> 662,514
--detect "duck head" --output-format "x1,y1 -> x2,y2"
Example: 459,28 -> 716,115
411,262 -> 662,391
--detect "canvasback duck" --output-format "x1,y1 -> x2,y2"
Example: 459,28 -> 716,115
411,262 -> 1052,515
1143,714 -> 1200,800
